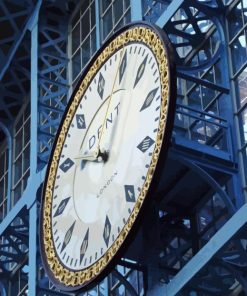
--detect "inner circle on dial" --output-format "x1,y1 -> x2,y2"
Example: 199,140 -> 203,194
73,89 -> 125,223
50,40 -> 164,272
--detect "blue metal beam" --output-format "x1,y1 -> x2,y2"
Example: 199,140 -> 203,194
131,0 -> 142,21
173,136 -> 233,163
28,3 -> 41,294
0,167 -> 46,236
172,153 -> 236,213
29,0 -> 41,174
95,0 -> 101,49
0,282 -> 6,296
0,122 -> 12,213
28,202 -> 38,296
165,203 -> 247,295
155,0 -> 183,28
0,1 -> 40,80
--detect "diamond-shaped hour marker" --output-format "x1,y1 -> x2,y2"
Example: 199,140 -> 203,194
97,72 -> 105,99
80,228 -> 89,264
76,114 -> 86,129
137,136 -> 155,153
54,197 -> 71,217
59,158 -> 74,173
124,185 -> 135,202
119,51 -> 127,84
61,221 -> 76,253
140,87 -> 159,112
103,216 -> 111,247
133,54 -> 148,88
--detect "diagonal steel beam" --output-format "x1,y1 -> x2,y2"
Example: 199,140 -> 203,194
165,203 -> 247,295
0,0 -> 41,80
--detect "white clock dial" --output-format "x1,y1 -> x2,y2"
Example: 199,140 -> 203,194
41,23 -> 175,290
51,43 -> 161,269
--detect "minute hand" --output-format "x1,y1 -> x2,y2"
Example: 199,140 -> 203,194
97,47 -> 126,153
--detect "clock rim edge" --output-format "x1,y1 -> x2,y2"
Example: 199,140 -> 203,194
39,21 -> 177,291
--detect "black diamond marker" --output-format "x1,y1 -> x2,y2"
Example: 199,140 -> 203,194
133,54 -> 148,88
53,197 -> 71,217
80,228 -> 89,264
119,51 -> 127,84
76,114 -> 86,129
137,136 -> 155,153
97,72 -> 105,99
124,185 -> 136,202
61,221 -> 76,252
140,87 -> 159,112
59,158 -> 74,173
103,216 -> 111,247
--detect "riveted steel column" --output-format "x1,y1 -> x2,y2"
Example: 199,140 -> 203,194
131,0 -> 142,21
28,1 -> 42,294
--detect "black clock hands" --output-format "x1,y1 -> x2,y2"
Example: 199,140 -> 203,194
74,149 -> 108,162
96,47 -> 126,157
75,48 -> 126,164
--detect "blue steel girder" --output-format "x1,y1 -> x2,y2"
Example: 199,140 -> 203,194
151,137 -> 242,294
38,5 -> 69,166
164,203 -> 247,295
0,0 -> 38,80
150,0 -> 238,168
142,0 -> 172,23
173,152 -> 236,214
0,167 -> 45,289
0,207 -> 29,278
0,31 -> 31,123
143,0 -> 224,24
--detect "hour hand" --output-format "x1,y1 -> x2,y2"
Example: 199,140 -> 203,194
74,149 -> 109,162
74,150 -> 98,161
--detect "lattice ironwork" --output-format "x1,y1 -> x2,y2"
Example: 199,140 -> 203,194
38,3 -> 69,167
0,208 -> 29,276
142,0 -> 172,23
0,33 -> 31,123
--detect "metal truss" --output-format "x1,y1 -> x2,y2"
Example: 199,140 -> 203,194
139,0 -> 247,295
0,207 -> 29,295
37,2 -> 70,167
0,0 -> 37,82
166,203 -> 247,295
0,0 -> 38,124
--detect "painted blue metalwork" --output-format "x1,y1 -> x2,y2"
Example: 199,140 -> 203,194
155,0 -> 183,28
130,0 -> 142,21
37,3 -> 69,167
27,2 -> 41,294
28,202 -> 38,296
0,0 -> 38,81
142,1 -> 247,294
29,0 -> 41,174
0,168 -> 45,236
0,282 -> 6,296
95,0 -> 101,49
165,202 -> 247,295
170,152 -> 236,214
0,122 -> 12,213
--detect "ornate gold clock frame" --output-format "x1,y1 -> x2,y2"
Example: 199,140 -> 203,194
40,22 -> 176,291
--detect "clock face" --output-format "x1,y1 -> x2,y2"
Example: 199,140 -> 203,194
40,22 -> 176,290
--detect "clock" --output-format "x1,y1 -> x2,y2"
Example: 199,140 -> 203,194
40,22 -> 176,291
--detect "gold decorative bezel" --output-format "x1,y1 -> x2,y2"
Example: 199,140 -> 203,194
42,25 -> 171,288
